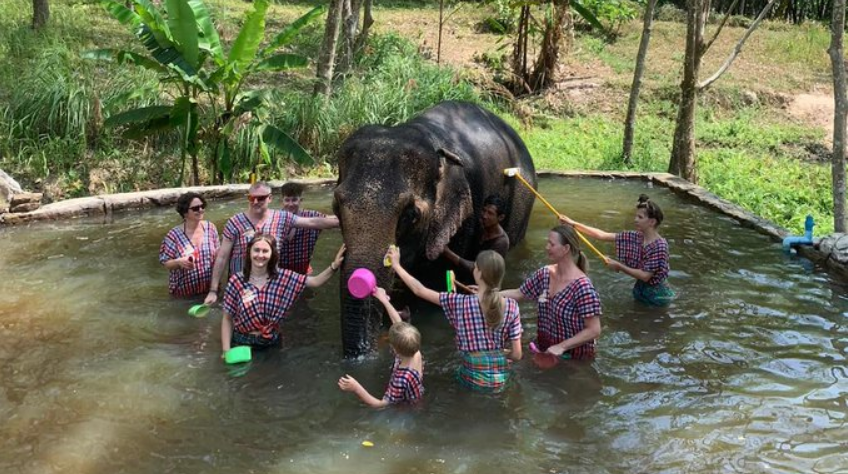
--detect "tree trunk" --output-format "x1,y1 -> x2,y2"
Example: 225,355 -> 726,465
530,0 -> 572,91
622,0 -> 657,166
668,0 -> 706,182
32,0 -> 49,29
338,0 -> 362,74
830,0 -> 847,232
353,0 -> 373,53
437,0 -> 444,65
314,0 -> 344,97
511,5 -> 531,90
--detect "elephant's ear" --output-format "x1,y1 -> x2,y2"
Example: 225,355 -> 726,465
425,148 -> 473,260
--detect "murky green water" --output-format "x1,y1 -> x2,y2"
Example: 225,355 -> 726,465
1,178 -> 846,473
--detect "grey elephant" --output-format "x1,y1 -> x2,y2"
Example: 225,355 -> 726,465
333,100 -> 537,357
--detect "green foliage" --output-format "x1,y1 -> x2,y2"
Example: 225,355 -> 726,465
276,33 -> 480,163
88,0 -> 325,184
574,0 -> 636,32
700,150 -> 833,234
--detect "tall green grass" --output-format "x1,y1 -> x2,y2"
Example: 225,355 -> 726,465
274,32 -> 480,163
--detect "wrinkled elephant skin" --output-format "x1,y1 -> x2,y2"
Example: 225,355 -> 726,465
333,101 -> 537,357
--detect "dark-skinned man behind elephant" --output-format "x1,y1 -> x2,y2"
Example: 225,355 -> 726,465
333,100 -> 537,358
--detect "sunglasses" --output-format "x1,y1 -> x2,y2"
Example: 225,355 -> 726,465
248,194 -> 271,203
189,204 -> 206,212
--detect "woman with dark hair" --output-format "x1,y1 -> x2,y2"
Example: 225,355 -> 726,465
159,192 -> 219,297
387,246 -> 522,392
560,194 -> 674,306
501,225 -> 602,360
220,233 -> 345,353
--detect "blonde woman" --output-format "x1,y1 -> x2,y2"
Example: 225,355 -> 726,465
388,247 -> 522,393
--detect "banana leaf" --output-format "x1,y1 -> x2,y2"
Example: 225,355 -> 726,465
188,0 -> 224,65
104,105 -> 173,139
261,5 -> 325,57
100,0 -> 141,28
228,0 -> 269,70
572,0 -> 605,32
254,54 -> 308,73
81,49 -> 167,74
165,0 -> 200,69
261,125 -> 314,166
104,105 -> 171,128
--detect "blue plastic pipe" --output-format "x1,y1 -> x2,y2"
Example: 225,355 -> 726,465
782,215 -> 814,252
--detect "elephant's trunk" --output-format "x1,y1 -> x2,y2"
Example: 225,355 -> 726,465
339,253 -> 397,357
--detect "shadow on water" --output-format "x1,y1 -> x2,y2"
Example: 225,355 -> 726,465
1,180 -> 847,473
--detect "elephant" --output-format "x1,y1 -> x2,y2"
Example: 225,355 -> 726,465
332,100 -> 537,357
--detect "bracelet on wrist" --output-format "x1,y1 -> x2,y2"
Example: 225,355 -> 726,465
209,289 -> 218,294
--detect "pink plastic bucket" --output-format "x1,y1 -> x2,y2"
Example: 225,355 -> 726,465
347,268 -> 377,299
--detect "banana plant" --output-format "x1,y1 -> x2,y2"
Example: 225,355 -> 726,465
84,0 -> 325,184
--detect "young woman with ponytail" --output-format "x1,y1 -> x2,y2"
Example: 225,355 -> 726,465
560,194 -> 675,306
386,246 -> 522,393
501,225 -> 602,360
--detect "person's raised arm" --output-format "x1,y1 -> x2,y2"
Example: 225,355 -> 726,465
338,375 -> 389,409
387,246 -> 440,305
306,244 -> 346,288
205,237 -> 233,305
295,214 -> 340,230
372,287 -> 402,325
499,288 -> 525,301
558,215 -> 616,241
442,247 -> 474,274
607,258 -> 653,282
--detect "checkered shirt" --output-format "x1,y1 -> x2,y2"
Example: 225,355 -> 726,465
159,221 -> 220,297
519,267 -> 602,359
222,270 -> 308,339
223,210 -> 299,276
278,209 -> 324,274
383,356 -> 424,404
439,293 -> 522,352
615,231 -> 670,286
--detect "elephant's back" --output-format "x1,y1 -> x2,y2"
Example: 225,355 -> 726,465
411,101 -> 537,247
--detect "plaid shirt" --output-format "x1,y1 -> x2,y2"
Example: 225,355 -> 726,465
519,267 -> 602,359
615,231 -> 670,286
278,209 -> 324,274
383,356 -> 424,404
439,293 -> 522,352
223,210 -> 299,277
222,270 -> 308,339
159,221 -> 219,297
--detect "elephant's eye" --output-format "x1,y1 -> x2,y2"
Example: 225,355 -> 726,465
397,203 -> 420,235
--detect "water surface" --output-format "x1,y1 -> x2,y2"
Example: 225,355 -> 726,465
1,178 -> 846,473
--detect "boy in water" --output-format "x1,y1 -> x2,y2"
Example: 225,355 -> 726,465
338,287 -> 424,408
278,182 -> 327,274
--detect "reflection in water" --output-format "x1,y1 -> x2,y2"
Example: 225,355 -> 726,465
1,180 -> 848,473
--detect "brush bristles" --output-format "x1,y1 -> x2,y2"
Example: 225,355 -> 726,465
503,168 -> 519,177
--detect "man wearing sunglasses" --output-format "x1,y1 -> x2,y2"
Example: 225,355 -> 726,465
204,181 -> 339,305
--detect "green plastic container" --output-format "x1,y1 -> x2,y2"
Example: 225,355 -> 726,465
446,270 -> 455,293
225,346 -> 252,364
188,304 -> 210,318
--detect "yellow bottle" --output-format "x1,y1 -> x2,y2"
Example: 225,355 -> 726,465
384,245 -> 396,267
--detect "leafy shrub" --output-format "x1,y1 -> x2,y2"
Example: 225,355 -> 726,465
656,4 -> 685,22
478,0 -> 516,34
277,32 -> 480,164
577,0 -> 639,31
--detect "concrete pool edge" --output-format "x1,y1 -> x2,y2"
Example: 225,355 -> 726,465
2,172 -> 845,279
